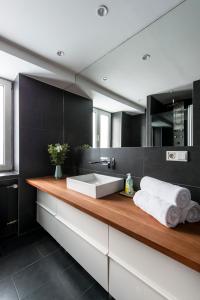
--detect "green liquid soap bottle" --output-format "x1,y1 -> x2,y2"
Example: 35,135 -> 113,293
125,173 -> 134,195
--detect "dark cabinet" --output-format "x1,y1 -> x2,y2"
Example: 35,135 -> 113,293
0,180 -> 18,238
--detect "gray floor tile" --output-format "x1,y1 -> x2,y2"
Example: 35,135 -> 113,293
57,262 -> 95,299
0,232 -> 113,300
0,245 -> 42,281
23,278 -> 72,300
81,282 -> 112,300
13,248 -> 74,299
35,236 -> 60,257
0,229 -> 47,256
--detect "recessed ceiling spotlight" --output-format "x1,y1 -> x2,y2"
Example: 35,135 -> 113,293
97,5 -> 109,17
57,50 -> 65,57
103,76 -> 108,81
142,53 -> 151,61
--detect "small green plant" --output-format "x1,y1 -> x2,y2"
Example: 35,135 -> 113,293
48,143 -> 70,165
78,144 -> 91,150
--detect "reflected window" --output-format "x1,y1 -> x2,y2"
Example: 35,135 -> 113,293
93,108 -> 111,148
0,85 -> 4,164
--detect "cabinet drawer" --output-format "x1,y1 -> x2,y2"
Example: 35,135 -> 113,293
37,190 -> 57,215
109,227 -> 200,300
109,259 -> 166,300
56,199 -> 108,254
55,218 -> 108,291
37,204 -> 57,240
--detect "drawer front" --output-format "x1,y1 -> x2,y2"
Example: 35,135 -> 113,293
109,259 -> 166,300
37,190 -> 57,214
109,227 -> 200,300
37,204 -> 57,240
56,199 -> 108,254
56,218 -> 108,291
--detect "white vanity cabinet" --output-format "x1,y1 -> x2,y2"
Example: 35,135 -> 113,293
36,191 -> 109,291
37,190 -> 57,239
36,190 -> 200,300
108,227 -> 200,300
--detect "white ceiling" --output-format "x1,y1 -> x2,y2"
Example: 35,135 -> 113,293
0,50 -> 51,80
1,0 -> 199,112
0,0 -> 182,73
93,92 -> 138,113
0,50 -> 73,90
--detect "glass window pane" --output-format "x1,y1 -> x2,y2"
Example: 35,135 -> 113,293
100,114 -> 109,148
0,85 -> 4,164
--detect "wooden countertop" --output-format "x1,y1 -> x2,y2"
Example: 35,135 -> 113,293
27,176 -> 200,272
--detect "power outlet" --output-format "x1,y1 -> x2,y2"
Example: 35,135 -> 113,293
166,151 -> 188,162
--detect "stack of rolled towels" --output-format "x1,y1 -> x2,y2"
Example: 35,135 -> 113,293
133,176 -> 200,228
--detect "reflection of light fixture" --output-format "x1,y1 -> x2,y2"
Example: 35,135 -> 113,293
97,5 -> 109,17
171,90 -> 175,106
57,50 -> 65,56
142,53 -> 151,60
103,76 -> 108,81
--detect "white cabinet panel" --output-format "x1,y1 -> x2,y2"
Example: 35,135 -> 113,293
109,227 -> 200,300
37,190 -> 57,214
56,198 -> 108,254
55,217 -> 108,291
109,259 -> 166,300
37,204 -> 57,240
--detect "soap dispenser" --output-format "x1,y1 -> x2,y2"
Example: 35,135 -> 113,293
125,173 -> 134,195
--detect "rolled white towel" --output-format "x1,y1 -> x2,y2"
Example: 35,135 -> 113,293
140,176 -> 191,209
133,190 -> 181,228
180,201 -> 200,223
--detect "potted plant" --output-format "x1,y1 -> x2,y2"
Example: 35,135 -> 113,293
48,143 -> 70,179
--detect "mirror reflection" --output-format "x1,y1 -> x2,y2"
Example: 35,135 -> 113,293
147,89 -> 193,147
92,87 -> 194,148
92,108 -> 146,148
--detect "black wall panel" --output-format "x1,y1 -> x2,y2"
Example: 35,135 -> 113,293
15,75 -> 92,234
64,91 -> 92,148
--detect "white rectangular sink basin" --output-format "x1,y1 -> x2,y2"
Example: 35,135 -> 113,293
67,173 -> 124,198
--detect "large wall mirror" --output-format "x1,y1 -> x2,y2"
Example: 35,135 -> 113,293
76,1 -> 200,149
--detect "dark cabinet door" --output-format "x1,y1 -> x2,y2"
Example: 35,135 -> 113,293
0,180 -> 18,237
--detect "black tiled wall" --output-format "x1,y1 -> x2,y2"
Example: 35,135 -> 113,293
78,146 -> 200,204
15,75 -> 92,234
193,80 -> 200,146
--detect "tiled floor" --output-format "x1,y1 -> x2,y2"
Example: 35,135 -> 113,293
0,230 -> 113,300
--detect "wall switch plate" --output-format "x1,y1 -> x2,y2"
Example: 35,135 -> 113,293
166,151 -> 188,162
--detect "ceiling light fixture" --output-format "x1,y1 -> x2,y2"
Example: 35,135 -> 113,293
142,53 -> 151,61
103,77 -> 108,81
97,5 -> 109,17
57,50 -> 65,57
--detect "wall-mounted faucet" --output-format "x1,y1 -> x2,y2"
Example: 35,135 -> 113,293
89,157 -> 115,169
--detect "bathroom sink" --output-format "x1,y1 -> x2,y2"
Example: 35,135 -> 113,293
66,173 -> 124,198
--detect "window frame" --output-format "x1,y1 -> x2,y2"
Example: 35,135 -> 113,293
93,108 -> 111,148
0,78 -> 13,171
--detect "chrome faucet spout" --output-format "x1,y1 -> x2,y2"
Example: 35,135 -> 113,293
88,157 -> 115,169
